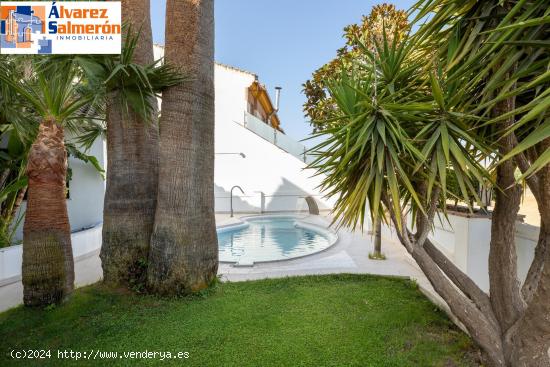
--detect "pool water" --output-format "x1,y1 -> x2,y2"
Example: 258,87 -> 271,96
217,216 -> 334,265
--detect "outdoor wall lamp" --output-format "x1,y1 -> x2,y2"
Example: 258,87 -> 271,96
216,153 -> 246,158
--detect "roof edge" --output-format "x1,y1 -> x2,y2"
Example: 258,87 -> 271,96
153,44 -> 257,77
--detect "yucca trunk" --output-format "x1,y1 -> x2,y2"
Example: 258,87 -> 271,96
508,161 -> 550,366
487,97 -> 525,365
373,217 -> 382,257
510,236 -> 550,366
100,0 -> 159,286
148,0 -> 218,295
22,118 -> 74,306
487,83 -> 550,366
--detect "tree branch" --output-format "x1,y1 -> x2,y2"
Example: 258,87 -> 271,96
525,146 -> 539,169
411,181 -> 500,330
411,245 -> 506,365
415,184 -> 440,248
381,187 -> 506,363
511,133 -> 540,202
521,155 -> 550,304
488,95 -> 526,331
381,192 -> 413,252
521,222 -> 548,304
424,238 -> 500,329
508,245 -> 550,366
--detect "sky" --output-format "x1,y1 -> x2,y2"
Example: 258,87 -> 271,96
150,0 -> 416,145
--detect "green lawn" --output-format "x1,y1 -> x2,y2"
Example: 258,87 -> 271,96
0,274 -> 479,366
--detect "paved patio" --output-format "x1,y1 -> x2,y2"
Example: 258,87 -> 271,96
0,214 -> 449,318
217,213 -> 424,281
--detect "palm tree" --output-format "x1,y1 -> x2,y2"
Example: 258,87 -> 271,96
100,0 -> 161,287
0,39 -> 179,303
0,59 -> 97,306
148,0 -> 218,295
74,31 -> 184,290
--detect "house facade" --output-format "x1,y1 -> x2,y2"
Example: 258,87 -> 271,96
1,6 -> 45,49
11,46 -> 333,240
208,59 -> 331,214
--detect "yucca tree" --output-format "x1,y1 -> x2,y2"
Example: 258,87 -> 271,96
303,3 -> 410,133
0,59 -> 97,306
148,0 -> 218,295
412,1 -> 550,365
310,1 -> 549,364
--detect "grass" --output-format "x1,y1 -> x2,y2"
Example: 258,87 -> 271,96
0,274 -> 479,366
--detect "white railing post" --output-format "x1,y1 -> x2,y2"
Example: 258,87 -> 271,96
260,192 -> 265,213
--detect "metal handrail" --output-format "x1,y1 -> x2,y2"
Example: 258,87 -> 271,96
230,185 -> 245,217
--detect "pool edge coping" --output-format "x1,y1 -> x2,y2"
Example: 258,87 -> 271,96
216,214 -> 340,267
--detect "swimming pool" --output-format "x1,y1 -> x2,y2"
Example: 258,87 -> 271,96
217,216 -> 337,265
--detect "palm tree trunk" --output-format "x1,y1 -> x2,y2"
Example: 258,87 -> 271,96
22,118 -> 74,306
100,0 -> 159,286
148,0 -> 218,295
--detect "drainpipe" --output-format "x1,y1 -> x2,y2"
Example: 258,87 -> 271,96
274,87 -> 281,112
269,87 -> 282,145
268,87 -> 282,129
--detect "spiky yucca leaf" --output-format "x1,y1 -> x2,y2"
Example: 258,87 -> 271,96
310,30 -> 490,231
413,0 -> 550,177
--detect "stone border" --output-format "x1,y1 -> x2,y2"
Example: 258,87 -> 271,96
0,224 -> 102,286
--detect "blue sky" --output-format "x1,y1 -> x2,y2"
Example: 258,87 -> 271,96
151,1 -> 416,145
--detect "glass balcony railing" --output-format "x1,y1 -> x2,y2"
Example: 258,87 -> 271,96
243,112 -> 313,164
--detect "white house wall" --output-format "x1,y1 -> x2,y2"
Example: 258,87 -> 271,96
154,45 -> 333,213
11,48 -> 332,243
213,64 -> 333,213
381,213 -> 539,293
13,135 -> 106,241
